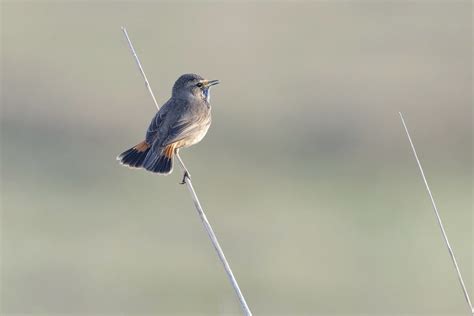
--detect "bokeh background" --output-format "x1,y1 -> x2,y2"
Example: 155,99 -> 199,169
1,1 -> 472,315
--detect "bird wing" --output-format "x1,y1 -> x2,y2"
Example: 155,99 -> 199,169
145,99 -> 173,145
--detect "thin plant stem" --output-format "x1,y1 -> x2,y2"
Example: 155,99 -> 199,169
121,27 -> 159,110
399,112 -> 473,315
120,26 -> 253,316
176,152 -> 252,314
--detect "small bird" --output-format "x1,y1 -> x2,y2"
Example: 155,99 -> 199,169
117,73 -> 219,183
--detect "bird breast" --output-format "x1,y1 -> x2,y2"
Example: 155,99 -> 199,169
177,115 -> 212,148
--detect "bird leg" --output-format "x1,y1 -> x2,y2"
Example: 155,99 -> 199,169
174,148 -> 191,184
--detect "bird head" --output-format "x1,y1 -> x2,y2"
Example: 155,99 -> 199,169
172,73 -> 220,102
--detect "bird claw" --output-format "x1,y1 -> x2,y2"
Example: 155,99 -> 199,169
180,171 -> 191,185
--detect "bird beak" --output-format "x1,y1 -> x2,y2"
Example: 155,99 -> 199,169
204,79 -> 220,87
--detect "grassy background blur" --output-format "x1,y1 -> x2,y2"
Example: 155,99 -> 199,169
1,1 -> 472,315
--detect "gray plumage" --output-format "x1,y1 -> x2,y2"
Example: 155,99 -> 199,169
117,74 -> 219,176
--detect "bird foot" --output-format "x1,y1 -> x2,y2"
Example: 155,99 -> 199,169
180,171 -> 191,185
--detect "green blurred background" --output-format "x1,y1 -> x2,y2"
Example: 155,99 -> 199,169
1,1 -> 472,315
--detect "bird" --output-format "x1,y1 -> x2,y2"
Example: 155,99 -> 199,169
117,73 -> 219,184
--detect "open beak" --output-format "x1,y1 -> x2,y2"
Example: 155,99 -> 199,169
205,79 -> 220,87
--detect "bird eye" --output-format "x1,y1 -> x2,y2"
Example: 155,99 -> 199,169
196,82 -> 203,88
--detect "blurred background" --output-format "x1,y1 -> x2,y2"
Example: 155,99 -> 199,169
1,1 -> 472,315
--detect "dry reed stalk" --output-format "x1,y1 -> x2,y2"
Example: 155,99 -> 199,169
400,112 -> 473,315
120,27 -> 252,316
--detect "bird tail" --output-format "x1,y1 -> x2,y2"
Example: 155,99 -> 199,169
117,141 -> 151,169
142,144 -> 175,174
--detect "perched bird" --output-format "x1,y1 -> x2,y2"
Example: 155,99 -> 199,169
117,73 -> 219,183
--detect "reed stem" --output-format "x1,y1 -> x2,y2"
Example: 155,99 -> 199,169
399,112 -> 473,315
120,26 -> 252,316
